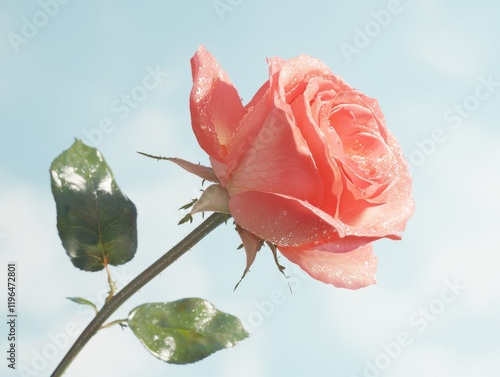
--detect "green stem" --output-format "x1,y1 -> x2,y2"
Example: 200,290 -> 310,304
51,212 -> 228,377
104,262 -> 116,303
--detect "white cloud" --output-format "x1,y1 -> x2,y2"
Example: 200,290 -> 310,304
121,106 -> 180,153
389,344 -> 499,377
409,2 -> 492,79
419,124 -> 500,312
412,28 -> 486,78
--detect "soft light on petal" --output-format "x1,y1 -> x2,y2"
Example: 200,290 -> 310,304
229,191 -> 347,247
277,55 -> 349,105
222,84 -> 272,184
227,107 -> 324,205
190,46 -> 246,161
279,243 -> 377,289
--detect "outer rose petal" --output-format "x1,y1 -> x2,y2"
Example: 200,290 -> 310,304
230,191 -> 397,248
230,191 -> 358,248
227,106 -> 324,205
279,243 -> 377,289
215,83 -> 272,185
230,191 -> 343,247
190,46 -> 246,161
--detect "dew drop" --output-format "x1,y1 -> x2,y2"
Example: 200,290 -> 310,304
352,139 -> 363,152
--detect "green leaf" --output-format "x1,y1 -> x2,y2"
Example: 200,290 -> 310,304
50,139 -> 138,271
66,297 -> 98,313
128,298 -> 249,364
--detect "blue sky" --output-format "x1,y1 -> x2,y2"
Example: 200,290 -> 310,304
1,1 -> 500,376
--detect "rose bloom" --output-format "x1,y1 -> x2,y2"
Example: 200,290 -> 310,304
181,46 -> 414,289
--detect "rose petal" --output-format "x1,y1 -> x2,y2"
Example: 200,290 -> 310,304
279,243 -> 377,289
329,91 -> 388,141
190,46 -> 246,161
338,130 -> 414,237
230,190 -> 402,246
267,56 -> 286,92
227,106 -> 324,206
276,55 -> 350,105
358,93 -> 388,140
290,88 -> 344,214
220,84 -> 272,185
229,191 -> 348,247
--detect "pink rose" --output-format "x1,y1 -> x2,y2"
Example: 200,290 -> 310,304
184,46 -> 414,289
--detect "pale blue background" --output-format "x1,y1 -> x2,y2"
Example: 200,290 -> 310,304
1,1 -> 499,376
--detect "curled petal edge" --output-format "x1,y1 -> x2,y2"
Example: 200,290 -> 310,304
279,243 -> 377,289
